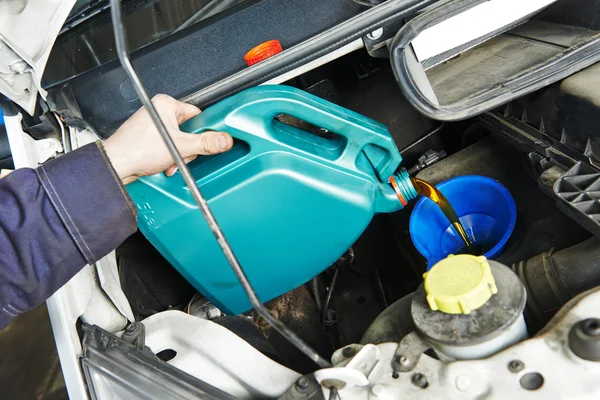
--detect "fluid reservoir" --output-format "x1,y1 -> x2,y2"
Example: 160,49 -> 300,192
411,254 -> 527,360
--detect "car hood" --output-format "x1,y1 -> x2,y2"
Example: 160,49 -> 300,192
0,0 -> 76,115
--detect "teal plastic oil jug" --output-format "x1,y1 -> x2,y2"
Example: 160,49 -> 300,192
126,85 -> 416,315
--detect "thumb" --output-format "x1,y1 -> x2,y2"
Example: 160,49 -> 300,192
174,101 -> 202,125
184,131 -> 233,156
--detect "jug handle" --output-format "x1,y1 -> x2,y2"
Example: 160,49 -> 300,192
224,86 -> 403,180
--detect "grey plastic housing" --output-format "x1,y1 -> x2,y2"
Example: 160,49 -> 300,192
81,324 -> 234,400
390,0 -> 600,121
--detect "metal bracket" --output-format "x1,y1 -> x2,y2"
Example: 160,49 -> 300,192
121,322 -> 146,351
392,331 -> 432,374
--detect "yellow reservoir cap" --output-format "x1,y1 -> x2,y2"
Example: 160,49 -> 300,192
423,254 -> 498,315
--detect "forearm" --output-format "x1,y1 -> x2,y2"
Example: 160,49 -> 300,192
0,142 -> 137,328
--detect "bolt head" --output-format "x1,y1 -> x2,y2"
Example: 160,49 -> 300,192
399,356 -> 410,366
9,61 -> 27,74
296,377 -> 310,390
411,373 -> 428,389
583,318 -> 600,337
508,360 -> 525,373
342,346 -> 356,358
125,324 -> 136,332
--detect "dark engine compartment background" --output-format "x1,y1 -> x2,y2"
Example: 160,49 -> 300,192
116,47 -> 597,373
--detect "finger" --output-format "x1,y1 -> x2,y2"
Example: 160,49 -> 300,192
186,131 -> 233,155
165,165 -> 177,177
184,155 -> 197,164
164,156 -> 197,177
174,100 -> 202,124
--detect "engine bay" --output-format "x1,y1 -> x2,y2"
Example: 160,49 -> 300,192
3,0 -> 600,399
91,48 -> 600,397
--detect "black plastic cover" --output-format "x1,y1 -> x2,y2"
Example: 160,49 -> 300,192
48,0 -> 439,138
49,0 -> 363,137
554,162 -> 600,238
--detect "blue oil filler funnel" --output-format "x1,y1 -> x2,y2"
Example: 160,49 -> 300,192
127,85 -> 417,315
410,175 -> 516,268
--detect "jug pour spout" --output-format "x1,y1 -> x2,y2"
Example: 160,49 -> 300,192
375,168 -> 418,213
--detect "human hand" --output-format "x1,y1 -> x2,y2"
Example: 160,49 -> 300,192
103,94 -> 233,185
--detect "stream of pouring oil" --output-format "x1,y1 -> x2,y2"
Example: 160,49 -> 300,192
410,177 -> 475,254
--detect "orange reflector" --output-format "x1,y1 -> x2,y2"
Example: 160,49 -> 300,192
244,40 -> 283,66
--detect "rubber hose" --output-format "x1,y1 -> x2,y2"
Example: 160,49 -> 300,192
512,237 -> 600,323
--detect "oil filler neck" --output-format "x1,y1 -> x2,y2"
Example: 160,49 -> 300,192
389,168 -> 418,206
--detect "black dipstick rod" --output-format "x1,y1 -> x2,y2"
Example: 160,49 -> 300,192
109,0 -> 331,369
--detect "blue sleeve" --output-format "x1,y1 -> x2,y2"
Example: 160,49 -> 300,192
0,142 -> 137,328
